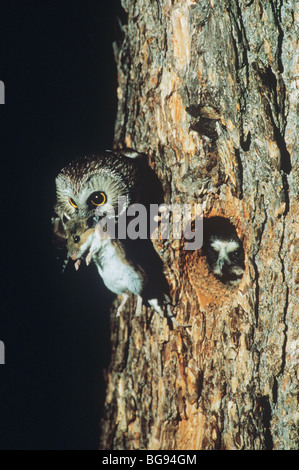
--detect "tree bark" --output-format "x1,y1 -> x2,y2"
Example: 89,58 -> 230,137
100,0 -> 298,450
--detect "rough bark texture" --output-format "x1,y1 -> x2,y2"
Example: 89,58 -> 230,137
100,0 -> 298,450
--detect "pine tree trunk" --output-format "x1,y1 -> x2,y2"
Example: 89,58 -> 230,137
100,0 -> 298,450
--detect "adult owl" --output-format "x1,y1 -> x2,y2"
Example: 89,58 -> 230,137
52,149 -> 147,246
52,149 -> 188,327
56,149 -> 142,215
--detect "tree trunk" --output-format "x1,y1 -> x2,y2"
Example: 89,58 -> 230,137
100,0 -> 298,450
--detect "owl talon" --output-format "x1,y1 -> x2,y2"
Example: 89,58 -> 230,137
166,305 -> 191,329
148,300 -> 191,329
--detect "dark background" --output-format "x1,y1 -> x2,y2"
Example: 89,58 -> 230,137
0,0 -> 123,449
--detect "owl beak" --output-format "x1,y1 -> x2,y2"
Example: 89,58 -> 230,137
219,259 -> 228,273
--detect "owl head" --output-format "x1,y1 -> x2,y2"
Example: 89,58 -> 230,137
54,150 -> 142,224
203,217 -> 245,286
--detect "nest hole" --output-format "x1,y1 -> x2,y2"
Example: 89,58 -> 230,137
202,217 -> 245,287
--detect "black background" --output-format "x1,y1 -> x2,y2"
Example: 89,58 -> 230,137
0,0 -> 123,449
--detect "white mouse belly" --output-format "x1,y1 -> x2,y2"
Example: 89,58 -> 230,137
94,243 -> 143,296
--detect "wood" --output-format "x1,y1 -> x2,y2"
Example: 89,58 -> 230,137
100,0 -> 298,450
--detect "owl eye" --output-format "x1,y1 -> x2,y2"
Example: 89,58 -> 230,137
208,247 -> 218,261
69,197 -> 78,209
90,191 -> 107,206
229,248 -> 243,261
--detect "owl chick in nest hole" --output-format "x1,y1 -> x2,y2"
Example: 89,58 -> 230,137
203,217 -> 245,286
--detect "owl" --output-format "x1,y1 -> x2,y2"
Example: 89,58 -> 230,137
53,149 -> 188,327
203,217 -> 245,286
54,149 -> 143,222
52,149 -> 144,274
